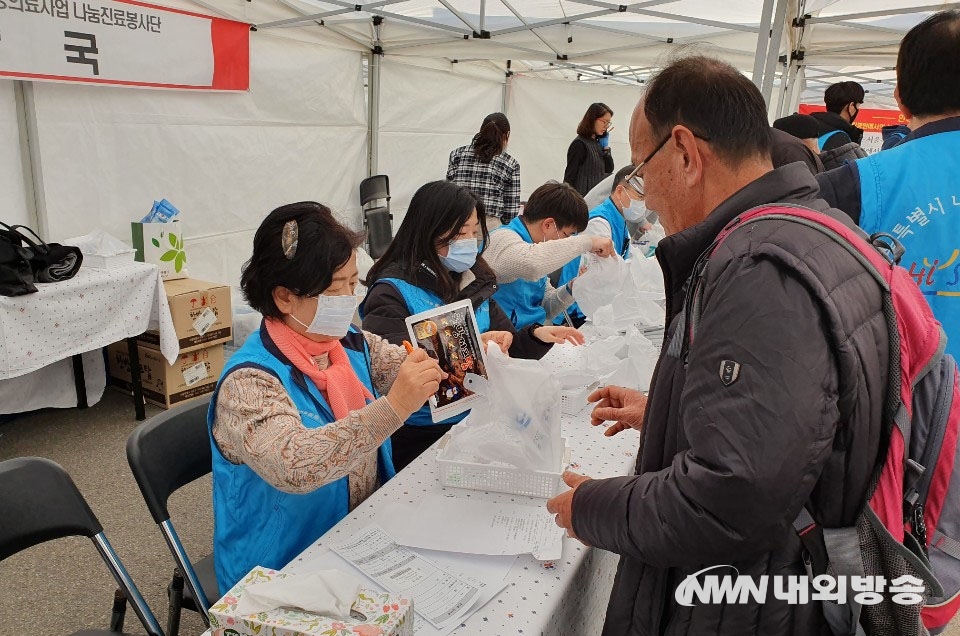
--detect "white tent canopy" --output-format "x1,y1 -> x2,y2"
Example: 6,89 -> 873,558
2,0 -> 953,287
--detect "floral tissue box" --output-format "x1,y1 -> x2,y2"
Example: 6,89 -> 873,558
209,567 -> 414,636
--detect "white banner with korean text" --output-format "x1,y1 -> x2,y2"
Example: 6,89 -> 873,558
0,0 -> 249,90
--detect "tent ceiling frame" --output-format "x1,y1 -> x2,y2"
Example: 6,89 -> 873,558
489,8 -> 620,37
805,3 -> 960,25
436,0 -> 480,33
805,66 -> 894,83
806,40 -> 902,56
257,0 -> 405,29
572,21 -> 664,43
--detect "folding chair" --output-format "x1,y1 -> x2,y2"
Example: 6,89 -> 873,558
126,400 -> 218,636
359,174 -> 393,259
0,456 -> 164,636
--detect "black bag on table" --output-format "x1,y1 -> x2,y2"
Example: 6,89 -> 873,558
0,222 -> 83,287
0,224 -> 37,296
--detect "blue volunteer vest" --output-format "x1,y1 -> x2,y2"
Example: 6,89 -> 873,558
556,197 -> 631,323
361,277 -> 491,426
492,217 -> 549,328
818,130 -> 843,151
207,322 -> 395,591
857,129 -> 960,359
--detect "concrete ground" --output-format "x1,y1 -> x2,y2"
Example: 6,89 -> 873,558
1,389 -> 958,636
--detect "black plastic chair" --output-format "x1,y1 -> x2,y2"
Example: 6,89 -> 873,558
126,400 -> 217,636
359,174 -> 393,259
0,457 -> 164,636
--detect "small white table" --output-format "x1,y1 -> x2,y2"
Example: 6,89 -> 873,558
0,262 -> 179,419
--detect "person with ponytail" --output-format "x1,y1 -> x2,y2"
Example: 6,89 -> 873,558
208,202 -> 445,591
447,112 -> 520,230
362,181 -> 583,469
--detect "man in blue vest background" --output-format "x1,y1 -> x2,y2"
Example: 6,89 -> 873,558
811,81 -> 865,152
555,164 -> 643,326
818,9 -> 960,358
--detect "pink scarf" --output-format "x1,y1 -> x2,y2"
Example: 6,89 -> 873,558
265,318 -> 373,419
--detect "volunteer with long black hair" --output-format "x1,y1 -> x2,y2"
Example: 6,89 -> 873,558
362,180 -> 583,470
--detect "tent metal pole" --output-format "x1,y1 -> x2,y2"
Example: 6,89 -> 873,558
760,0 -> 789,105
368,52 -> 382,177
14,81 -> 46,237
751,0 -> 776,89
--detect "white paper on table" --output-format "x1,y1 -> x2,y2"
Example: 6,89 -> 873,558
385,494 -> 564,561
292,546 -> 514,636
330,525 -> 501,631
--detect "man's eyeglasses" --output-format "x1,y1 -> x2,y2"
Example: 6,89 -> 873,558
623,131 -> 711,197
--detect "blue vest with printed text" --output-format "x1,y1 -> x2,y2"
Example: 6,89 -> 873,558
492,217 -> 549,329
857,129 -> 960,358
556,197 -> 631,323
207,323 -> 394,592
361,277 -> 490,426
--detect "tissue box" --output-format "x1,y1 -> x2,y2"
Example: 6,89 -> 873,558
209,567 -> 413,636
132,218 -> 188,280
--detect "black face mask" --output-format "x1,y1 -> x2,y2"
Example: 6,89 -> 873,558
849,104 -> 860,123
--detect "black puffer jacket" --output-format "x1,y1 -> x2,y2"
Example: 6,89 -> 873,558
572,163 -> 889,636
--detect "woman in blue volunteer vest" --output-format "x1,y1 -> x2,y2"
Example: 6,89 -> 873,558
556,164 -> 648,326
208,202 -> 445,591
361,181 -> 583,470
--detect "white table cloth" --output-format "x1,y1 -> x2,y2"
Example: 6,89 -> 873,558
0,262 -> 179,413
281,413 -> 640,636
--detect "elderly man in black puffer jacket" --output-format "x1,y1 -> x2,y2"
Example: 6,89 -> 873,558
547,56 -> 891,636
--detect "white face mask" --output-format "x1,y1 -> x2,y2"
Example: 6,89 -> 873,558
622,196 -> 649,223
289,293 -> 358,338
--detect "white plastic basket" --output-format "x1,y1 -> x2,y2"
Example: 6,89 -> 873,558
561,382 -> 599,416
435,435 -> 571,498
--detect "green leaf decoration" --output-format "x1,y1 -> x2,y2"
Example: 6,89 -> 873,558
174,251 -> 185,272
169,232 -> 178,247
177,235 -> 184,250
151,238 -> 160,248
160,250 -> 177,262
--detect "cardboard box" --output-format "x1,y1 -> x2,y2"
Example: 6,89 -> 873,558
138,278 -> 233,353
209,566 -> 414,636
107,342 -> 224,409
132,219 -> 188,280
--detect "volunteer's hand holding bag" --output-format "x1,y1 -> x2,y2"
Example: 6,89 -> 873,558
446,344 -> 564,472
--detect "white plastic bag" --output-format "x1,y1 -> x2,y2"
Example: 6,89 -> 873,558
572,254 -> 630,318
446,345 -> 563,472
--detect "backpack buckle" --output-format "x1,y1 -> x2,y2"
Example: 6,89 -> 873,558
869,233 -> 905,266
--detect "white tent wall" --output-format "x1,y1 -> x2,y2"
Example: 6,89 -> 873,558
21,32 -> 367,289
377,59 -> 505,222
1,82 -> 32,228
505,75 -> 642,199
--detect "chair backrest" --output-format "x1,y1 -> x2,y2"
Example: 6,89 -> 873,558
360,175 -> 390,209
364,208 -> 394,259
127,399 -> 212,525
0,456 -> 101,559
0,457 -> 165,636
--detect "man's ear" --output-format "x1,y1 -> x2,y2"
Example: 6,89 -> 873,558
895,86 -> 913,123
672,126 -> 703,188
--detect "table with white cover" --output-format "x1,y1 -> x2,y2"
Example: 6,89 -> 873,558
0,262 -> 179,418
199,410 -> 639,636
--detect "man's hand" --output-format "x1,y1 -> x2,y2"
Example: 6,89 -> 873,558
589,237 -> 615,258
545,471 -> 593,542
481,330 -> 513,354
588,385 -> 647,436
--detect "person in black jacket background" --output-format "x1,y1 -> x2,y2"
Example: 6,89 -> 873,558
811,81 -> 865,151
547,56 -> 891,636
563,103 -> 615,195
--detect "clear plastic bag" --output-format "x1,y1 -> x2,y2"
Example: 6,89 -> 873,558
572,254 -> 630,318
446,345 -> 563,472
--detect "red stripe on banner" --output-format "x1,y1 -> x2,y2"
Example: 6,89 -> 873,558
0,71 -> 224,90
211,20 -> 250,91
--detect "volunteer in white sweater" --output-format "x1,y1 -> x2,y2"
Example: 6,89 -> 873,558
486,181 -> 614,328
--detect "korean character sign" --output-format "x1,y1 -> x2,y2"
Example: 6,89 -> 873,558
131,219 -> 188,280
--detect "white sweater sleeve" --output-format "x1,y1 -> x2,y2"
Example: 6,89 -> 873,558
486,228 -> 593,284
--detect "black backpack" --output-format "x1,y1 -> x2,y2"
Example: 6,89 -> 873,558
0,223 -> 83,296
